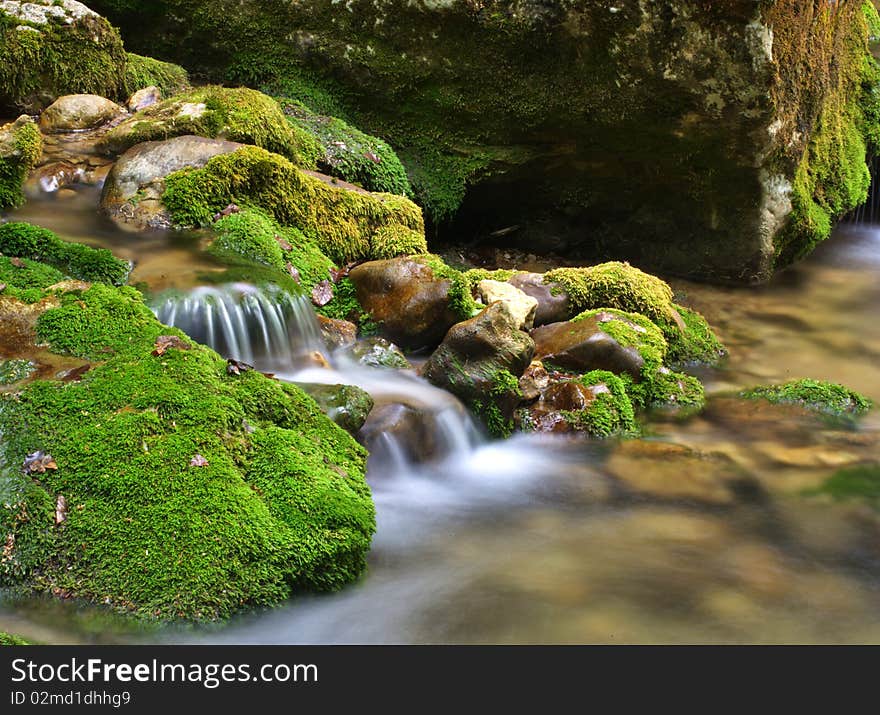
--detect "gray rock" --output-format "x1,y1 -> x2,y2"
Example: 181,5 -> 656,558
39,94 -> 126,133
508,272 -> 572,326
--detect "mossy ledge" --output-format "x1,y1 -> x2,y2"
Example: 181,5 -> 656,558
0,117 -> 42,212
0,251 -> 375,621
162,146 -> 426,265
741,378 -> 873,417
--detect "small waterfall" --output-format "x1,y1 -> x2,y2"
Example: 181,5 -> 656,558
847,155 -> 880,225
152,283 -> 325,371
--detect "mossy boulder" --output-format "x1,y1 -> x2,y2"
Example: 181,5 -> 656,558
162,146 -> 426,265
99,86 -> 320,167
0,281 -> 375,621
0,1 -> 127,114
295,383 -> 375,436
741,379 -> 873,418
89,0 -> 880,282
0,116 -> 42,211
122,52 -> 189,99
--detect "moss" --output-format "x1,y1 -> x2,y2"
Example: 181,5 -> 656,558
0,119 -> 42,211
0,222 -> 130,286
371,224 -> 428,260
122,52 -> 190,98
102,86 -> 321,168
667,304 -> 727,365
472,368 -> 522,439
0,632 -> 31,645
0,281 -> 374,621
295,383 -> 374,436
279,98 -> 412,196
564,370 -> 637,438
416,255 -> 515,320
162,146 -> 426,265
0,359 -> 35,385
648,369 -> 705,409
208,210 -> 286,273
573,308 -> 667,375
741,379 -> 873,417
315,277 -> 363,324
806,464 -> 880,508
0,8 -> 127,113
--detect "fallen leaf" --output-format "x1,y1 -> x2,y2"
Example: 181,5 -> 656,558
10,257 -> 25,268
311,280 -> 334,307
22,451 -> 58,475
211,203 -> 241,222
152,335 -> 191,356
190,454 -> 209,467
329,265 -> 349,283
0,283 -> 6,292
55,495 -> 67,526
2,533 -> 14,562
226,358 -> 254,376
286,262 -> 301,283
275,234 -> 293,251
59,364 -> 91,382
363,151 -> 381,163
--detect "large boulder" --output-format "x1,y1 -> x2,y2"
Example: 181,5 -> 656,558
0,1 -> 127,113
348,257 -> 459,350
95,0 -> 880,283
422,301 -> 535,436
39,94 -> 126,133
100,135 -> 242,230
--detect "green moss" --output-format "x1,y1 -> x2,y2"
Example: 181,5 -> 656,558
295,383 -> 374,436
806,464 -> 880,507
162,146 -> 426,265
122,52 -> 189,98
472,368 -> 522,439
209,210 -> 286,273
741,379 -> 873,417
102,86 -> 321,168
416,256 -> 515,320
0,119 -> 42,211
573,308 -> 667,374
647,369 -> 705,409
0,255 -> 65,293
564,370 -> 637,438
371,224 -> 428,260
667,304 -> 727,365
279,98 -> 412,196
0,281 -> 374,621
0,632 -> 31,645
0,8 -> 127,113
0,222 -> 130,286
315,277 -> 364,325
0,359 -> 35,385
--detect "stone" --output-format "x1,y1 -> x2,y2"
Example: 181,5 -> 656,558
316,315 -> 357,351
340,337 -> 411,370
24,161 -> 82,196
422,302 -> 535,436
39,94 -> 126,133
508,272 -> 572,326
295,383 -> 374,436
518,360 -> 550,402
357,402 -> 439,464
127,85 -> 162,113
476,279 -> 538,330
348,257 -> 459,350
531,314 -> 646,379
100,135 -> 242,230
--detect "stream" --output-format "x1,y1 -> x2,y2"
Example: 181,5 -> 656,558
2,188 -> 880,644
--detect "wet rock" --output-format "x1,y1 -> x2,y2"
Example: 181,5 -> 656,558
531,313 -> 646,379
341,337 -> 411,370
100,135 -> 242,230
348,257 -> 458,350
24,161 -> 82,196
316,315 -> 357,351
508,272 -> 572,326
520,381 -> 602,434
422,302 -> 534,436
518,360 -> 550,402
39,94 -> 126,133
604,440 -> 761,506
127,86 -> 162,113
476,279 -> 538,330
296,383 -> 374,435
357,402 -> 438,464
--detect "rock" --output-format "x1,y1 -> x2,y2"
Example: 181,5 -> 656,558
0,116 -> 42,209
518,360 -> 550,402
357,402 -> 439,464
348,257 -> 458,350
316,315 -> 357,351
422,302 -> 534,436
531,313 -> 647,379
99,1 -> 880,281
476,279 -> 538,330
0,1 -> 127,113
39,94 -> 126,133
100,135 -> 242,230
296,383 -> 374,435
127,85 -> 161,113
24,161 -> 82,196
341,337 -> 411,370
604,440 -> 761,506
508,272 -> 572,326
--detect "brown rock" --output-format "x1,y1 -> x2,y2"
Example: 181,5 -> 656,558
518,360 -> 550,402
509,272 -> 572,326
317,315 -> 357,350
39,94 -> 126,133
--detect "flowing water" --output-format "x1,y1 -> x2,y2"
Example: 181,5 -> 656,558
3,186 -> 880,644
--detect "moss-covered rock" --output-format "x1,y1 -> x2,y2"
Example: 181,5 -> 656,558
0,117 -> 42,211
162,146 -> 426,265
741,379 -> 873,417
0,222 -> 130,285
0,281 -> 375,621
295,382 -> 374,436
87,0 -> 880,282
122,52 -> 189,99
100,86 -> 319,167
0,1 -> 127,114
279,98 -> 411,196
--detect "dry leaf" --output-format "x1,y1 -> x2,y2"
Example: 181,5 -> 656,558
152,335 -> 191,356
59,364 -> 91,382
226,358 -> 254,376
275,234 -> 293,251
211,203 -> 240,222
311,280 -> 334,307
10,257 -> 25,268
190,454 -> 209,467
286,262 -> 301,283
55,495 -> 68,526
22,451 -> 58,475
